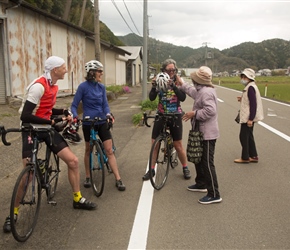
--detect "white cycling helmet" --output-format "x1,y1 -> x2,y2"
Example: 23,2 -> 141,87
85,60 -> 103,72
156,72 -> 170,92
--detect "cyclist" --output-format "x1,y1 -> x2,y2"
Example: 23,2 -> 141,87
71,60 -> 126,191
142,58 -> 191,181
3,56 -> 97,234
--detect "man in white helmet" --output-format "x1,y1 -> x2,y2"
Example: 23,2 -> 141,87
3,56 -> 97,234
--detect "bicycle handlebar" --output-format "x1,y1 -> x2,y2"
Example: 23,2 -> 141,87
0,124 -> 56,146
0,126 -> 21,146
142,112 -> 179,128
82,116 -> 113,130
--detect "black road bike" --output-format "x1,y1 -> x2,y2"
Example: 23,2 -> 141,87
143,112 -> 178,190
0,124 -> 60,242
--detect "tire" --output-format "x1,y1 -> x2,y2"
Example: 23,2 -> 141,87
10,165 -> 41,242
170,147 -> 178,168
90,142 -> 105,197
46,152 -> 60,199
149,135 -> 170,190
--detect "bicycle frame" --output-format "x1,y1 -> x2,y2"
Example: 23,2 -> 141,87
85,117 -> 115,167
84,116 -> 114,197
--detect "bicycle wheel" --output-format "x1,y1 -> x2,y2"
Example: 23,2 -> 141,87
47,152 -> 60,199
90,142 -> 105,197
170,147 -> 178,169
10,164 -> 41,242
149,135 -> 170,190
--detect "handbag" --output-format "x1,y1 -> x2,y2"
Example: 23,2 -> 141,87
235,110 -> 240,124
186,120 -> 203,164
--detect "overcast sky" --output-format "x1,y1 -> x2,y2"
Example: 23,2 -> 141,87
98,0 -> 290,50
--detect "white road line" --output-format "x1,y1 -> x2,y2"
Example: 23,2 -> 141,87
128,162 -> 153,250
258,121 -> 290,142
216,85 -> 290,107
217,98 -> 224,102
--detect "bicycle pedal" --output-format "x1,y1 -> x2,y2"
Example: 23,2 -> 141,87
48,200 -> 57,206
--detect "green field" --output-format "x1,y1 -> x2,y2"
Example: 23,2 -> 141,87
212,76 -> 290,103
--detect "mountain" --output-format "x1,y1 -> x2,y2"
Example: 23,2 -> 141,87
118,33 -> 290,72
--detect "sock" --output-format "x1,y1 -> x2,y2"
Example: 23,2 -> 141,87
183,165 -> 188,169
151,166 -> 155,170
86,177 -> 90,182
73,191 -> 82,202
14,207 -> 19,215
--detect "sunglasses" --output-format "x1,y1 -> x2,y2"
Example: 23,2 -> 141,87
165,69 -> 176,73
91,69 -> 103,73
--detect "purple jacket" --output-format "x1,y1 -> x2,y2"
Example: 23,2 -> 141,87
181,82 -> 219,140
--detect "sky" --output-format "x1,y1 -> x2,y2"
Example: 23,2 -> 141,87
98,0 -> 290,51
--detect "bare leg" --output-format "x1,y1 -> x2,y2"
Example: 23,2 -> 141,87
103,139 -> 121,180
173,140 -> 187,166
57,147 -> 80,192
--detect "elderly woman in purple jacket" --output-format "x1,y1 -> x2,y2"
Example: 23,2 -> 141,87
181,66 -> 222,205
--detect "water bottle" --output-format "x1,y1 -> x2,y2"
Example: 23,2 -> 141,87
38,159 -> 46,174
167,136 -> 173,150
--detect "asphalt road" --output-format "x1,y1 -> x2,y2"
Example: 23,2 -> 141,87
1,83 -> 290,249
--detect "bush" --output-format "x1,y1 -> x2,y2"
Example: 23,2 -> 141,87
140,98 -> 158,111
131,99 -> 158,126
106,85 -> 124,93
132,113 -> 143,126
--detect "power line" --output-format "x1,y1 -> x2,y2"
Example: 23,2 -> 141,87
123,0 -> 141,36
111,0 -> 136,35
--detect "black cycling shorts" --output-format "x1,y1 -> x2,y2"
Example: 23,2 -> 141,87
82,122 -> 112,142
151,114 -> 183,141
22,130 -> 68,159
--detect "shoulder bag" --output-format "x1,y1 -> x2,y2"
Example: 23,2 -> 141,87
186,120 -> 203,164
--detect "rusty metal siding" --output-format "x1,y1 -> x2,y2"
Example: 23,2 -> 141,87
8,8 -> 45,96
7,7 -> 87,97
66,27 -> 86,92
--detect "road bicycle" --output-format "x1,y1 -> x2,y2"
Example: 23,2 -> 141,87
143,112 -> 178,190
0,124 -> 60,242
83,117 -> 114,197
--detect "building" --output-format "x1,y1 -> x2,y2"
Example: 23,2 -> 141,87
0,0 -> 132,104
118,46 -> 143,86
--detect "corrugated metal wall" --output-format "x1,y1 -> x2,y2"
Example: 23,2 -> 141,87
7,7 -> 86,97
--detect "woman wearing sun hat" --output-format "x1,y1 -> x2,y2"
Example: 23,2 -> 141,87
234,68 -> 264,164
181,66 -> 222,205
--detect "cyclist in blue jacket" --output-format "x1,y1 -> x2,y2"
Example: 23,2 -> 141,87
71,60 -> 125,191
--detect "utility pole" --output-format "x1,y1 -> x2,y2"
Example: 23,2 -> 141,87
63,0 -> 72,21
79,0 -> 87,27
202,42 -> 210,66
94,0 -> 101,60
142,0 -> 148,101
